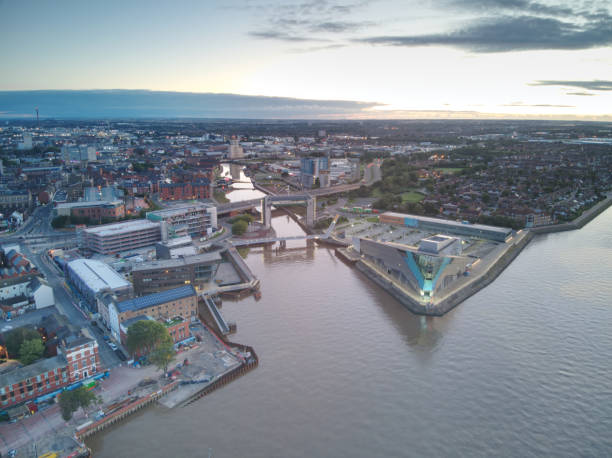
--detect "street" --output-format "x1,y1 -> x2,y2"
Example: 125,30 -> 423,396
2,205 -> 121,369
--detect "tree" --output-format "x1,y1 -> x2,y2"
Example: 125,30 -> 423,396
59,386 -> 101,421
51,215 -> 69,229
232,219 -> 248,236
126,320 -> 170,356
19,338 -> 44,365
149,340 -> 175,373
5,327 -> 41,358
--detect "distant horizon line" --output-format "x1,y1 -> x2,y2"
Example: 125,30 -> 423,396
1,89 -> 610,122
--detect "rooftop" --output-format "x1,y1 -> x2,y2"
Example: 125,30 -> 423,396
159,236 -> 193,248
81,219 -> 160,237
0,355 -> 67,388
116,285 -> 196,314
382,212 -> 512,236
56,200 -> 123,209
147,202 -> 214,219
67,258 -> 131,292
132,251 -> 222,272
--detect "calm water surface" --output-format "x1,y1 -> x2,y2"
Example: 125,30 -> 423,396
89,205 -> 612,457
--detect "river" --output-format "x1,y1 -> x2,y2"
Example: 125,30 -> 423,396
89,174 -> 612,457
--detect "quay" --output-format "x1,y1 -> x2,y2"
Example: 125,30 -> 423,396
76,322 -> 259,443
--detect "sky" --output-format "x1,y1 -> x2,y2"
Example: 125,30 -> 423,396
0,0 -> 611,120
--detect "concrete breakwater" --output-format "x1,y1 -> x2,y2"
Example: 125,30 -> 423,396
355,232 -> 534,316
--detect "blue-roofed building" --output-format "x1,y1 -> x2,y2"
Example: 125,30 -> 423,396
108,285 -> 197,341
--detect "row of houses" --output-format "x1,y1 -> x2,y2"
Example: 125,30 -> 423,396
0,247 -> 54,320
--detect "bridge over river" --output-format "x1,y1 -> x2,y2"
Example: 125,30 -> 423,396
228,215 -> 339,247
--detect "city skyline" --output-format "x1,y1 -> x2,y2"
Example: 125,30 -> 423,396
1,0 -> 611,120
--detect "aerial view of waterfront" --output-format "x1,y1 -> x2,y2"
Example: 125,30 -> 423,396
89,206 -> 612,457
1,2 -> 612,456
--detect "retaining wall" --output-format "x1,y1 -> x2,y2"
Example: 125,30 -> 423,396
181,343 -> 259,407
76,381 -> 180,440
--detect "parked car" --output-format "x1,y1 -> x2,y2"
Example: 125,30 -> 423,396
108,342 -> 118,351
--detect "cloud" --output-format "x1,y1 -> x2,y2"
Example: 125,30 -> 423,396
530,80 -> 612,91
308,20 -> 375,33
248,0 -> 375,46
287,44 -> 347,53
502,102 -> 575,107
566,92 -> 595,96
445,0 -> 575,17
356,14 -> 612,52
248,31 -> 322,42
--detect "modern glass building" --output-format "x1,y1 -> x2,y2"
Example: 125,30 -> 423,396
356,237 -> 470,301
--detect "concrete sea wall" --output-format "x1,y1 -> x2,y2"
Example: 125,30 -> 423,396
531,195 -> 612,234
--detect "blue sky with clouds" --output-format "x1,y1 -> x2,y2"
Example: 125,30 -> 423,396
1,0 -> 611,119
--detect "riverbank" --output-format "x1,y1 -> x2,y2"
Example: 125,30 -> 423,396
531,194 -> 612,234
334,195 -> 612,316
0,319 -> 258,457
78,323 -> 258,442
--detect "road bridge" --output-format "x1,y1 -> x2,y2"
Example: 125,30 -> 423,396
229,214 -> 339,247
216,198 -> 263,216
216,194 -> 316,227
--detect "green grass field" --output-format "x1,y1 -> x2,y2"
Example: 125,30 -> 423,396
213,190 -> 229,203
401,191 -> 425,203
433,167 -> 464,175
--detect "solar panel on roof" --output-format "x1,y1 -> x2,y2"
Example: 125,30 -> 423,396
116,284 -> 196,313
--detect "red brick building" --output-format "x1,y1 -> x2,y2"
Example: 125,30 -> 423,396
70,201 -> 125,221
119,315 -> 191,354
55,201 -> 125,221
0,333 -> 101,410
159,178 -> 211,201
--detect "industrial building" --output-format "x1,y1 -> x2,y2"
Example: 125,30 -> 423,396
132,251 -> 222,296
66,259 -> 132,310
146,203 -> 217,238
77,219 -> 163,254
379,212 -> 513,242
